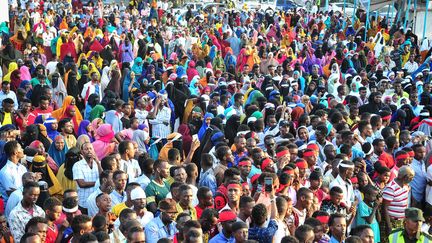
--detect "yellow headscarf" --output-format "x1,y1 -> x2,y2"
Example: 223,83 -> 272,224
2,62 -> 18,82
31,155 -> 63,195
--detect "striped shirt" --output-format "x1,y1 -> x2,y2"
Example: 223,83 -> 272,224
382,180 -> 410,219
149,106 -> 171,138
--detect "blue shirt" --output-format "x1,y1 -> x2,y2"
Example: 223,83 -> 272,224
248,219 -> 279,243
330,236 -> 344,243
199,169 -> 217,196
145,215 -> 177,243
209,231 -> 234,243
410,158 -> 427,202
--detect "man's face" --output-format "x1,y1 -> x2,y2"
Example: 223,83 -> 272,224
40,99 -> 50,110
81,143 -> 95,159
330,217 -> 347,240
63,121 -> 74,134
246,140 -> 256,152
303,230 -> 315,243
236,138 -> 246,152
24,187 -> 40,205
241,201 -> 255,217
302,192 -> 314,208
123,105 -> 132,116
233,228 -> 248,243
360,228 -> 374,243
97,194 -> 112,212
47,205 -> 63,222
114,173 -> 128,191
228,187 -> 241,202
331,192 -> 344,205
158,162 -> 170,178
265,138 -> 276,152
239,164 -> 251,177
174,168 -> 187,183
2,102 -> 14,112
2,83 -> 10,93
201,191 -> 214,207
374,141 -> 385,154
132,198 -> 147,210
29,223 -> 48,243
129,231 -> 145,243
126,142 -> 136,159
180,189 -> 193,206
415,146 -> 426,160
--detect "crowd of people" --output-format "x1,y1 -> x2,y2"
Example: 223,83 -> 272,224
1,0 -> 432,242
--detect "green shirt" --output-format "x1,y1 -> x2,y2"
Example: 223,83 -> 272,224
145,179 -> 170,205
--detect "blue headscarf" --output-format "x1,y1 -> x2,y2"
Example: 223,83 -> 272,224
44,117 -> 60,141
77,120 -> 94,142
105,110 -> 123,133
131,57 -> 143,77
198,113 -> 214,140
47,135 -> 69,166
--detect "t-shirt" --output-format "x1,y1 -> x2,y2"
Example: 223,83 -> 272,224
355,201 -> 380,243
382,180 -> 410,219
145,180 -> 170,205
46,224 -> 58,243
2,112 -> 12,125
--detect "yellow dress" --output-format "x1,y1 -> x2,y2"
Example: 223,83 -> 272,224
56,164 -> 77,191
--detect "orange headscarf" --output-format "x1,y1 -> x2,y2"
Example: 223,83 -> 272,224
51,96 -> 83,128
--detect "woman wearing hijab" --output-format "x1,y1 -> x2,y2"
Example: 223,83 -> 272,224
48,135 -> 69,166
295,126 -> 309,147
92,124 -> 117,160
30,155 -> 63,196
52,96 -> 83,122
198,113 -> 214,141
37,124 -> 53,151
56,147 -> 81,191
84,94 -> 100,120
44,117 -> 60,141
10,69 -> 22,92
291,106 -> 305,128
106,60 -> 122,97
77,120 -> 95,142
225,114 -> 241,145
28,140 -> 59,174
122,71 -> 139,102
177,124 -> 193,155
89,105 -> 106,122
50,72 -> 68,108
59,105 -> 81,135
132,129 -> 150,155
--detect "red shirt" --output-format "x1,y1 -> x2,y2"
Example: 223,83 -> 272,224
28,107 -> 53,125
195,205 -> 214,219
46,225 -> 58,243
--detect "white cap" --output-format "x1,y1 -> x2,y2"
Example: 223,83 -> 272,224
131,187 -> 146,200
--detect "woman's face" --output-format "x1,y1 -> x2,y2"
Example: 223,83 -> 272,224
299,128 -> 309,141
51,122 -> 58,130
86,124 -> 94,133
68,108 -> 76,117
55,139 -> 65,151
70,98 -> 76,106
37,144 -> 45,154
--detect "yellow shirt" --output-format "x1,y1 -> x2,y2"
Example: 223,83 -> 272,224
176,203 -> 197,220
2,112 -> 12,125
112,202 -> 128,217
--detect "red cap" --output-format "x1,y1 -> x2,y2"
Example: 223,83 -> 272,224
276,150 -> 290,158
219,210 -> 237,222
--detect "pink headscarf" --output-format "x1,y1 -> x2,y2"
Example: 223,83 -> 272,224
20,66 -> 32,81
92,124 -> 116,160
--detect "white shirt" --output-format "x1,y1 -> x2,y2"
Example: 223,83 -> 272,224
42,31 -> 55,47
119,159 -> 141,182
81,81 -> 103,103
135,174 -> 151,190
5,187 -> 23,218
0,90 -> 19,110
86,187 -> 102,217
0,160 -> 27,202
149,106 -> 171,138
330,175 -> 355,208
72,159 -> 100,208
403,61 -> 419,74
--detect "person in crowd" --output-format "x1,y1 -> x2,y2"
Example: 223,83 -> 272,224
1,1 -> 432,242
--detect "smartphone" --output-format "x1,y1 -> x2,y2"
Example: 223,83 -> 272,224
192,134 -> 198,141
264,177 -> 273,192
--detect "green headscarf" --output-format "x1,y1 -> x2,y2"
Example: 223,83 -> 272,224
89,105 -> 106,121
